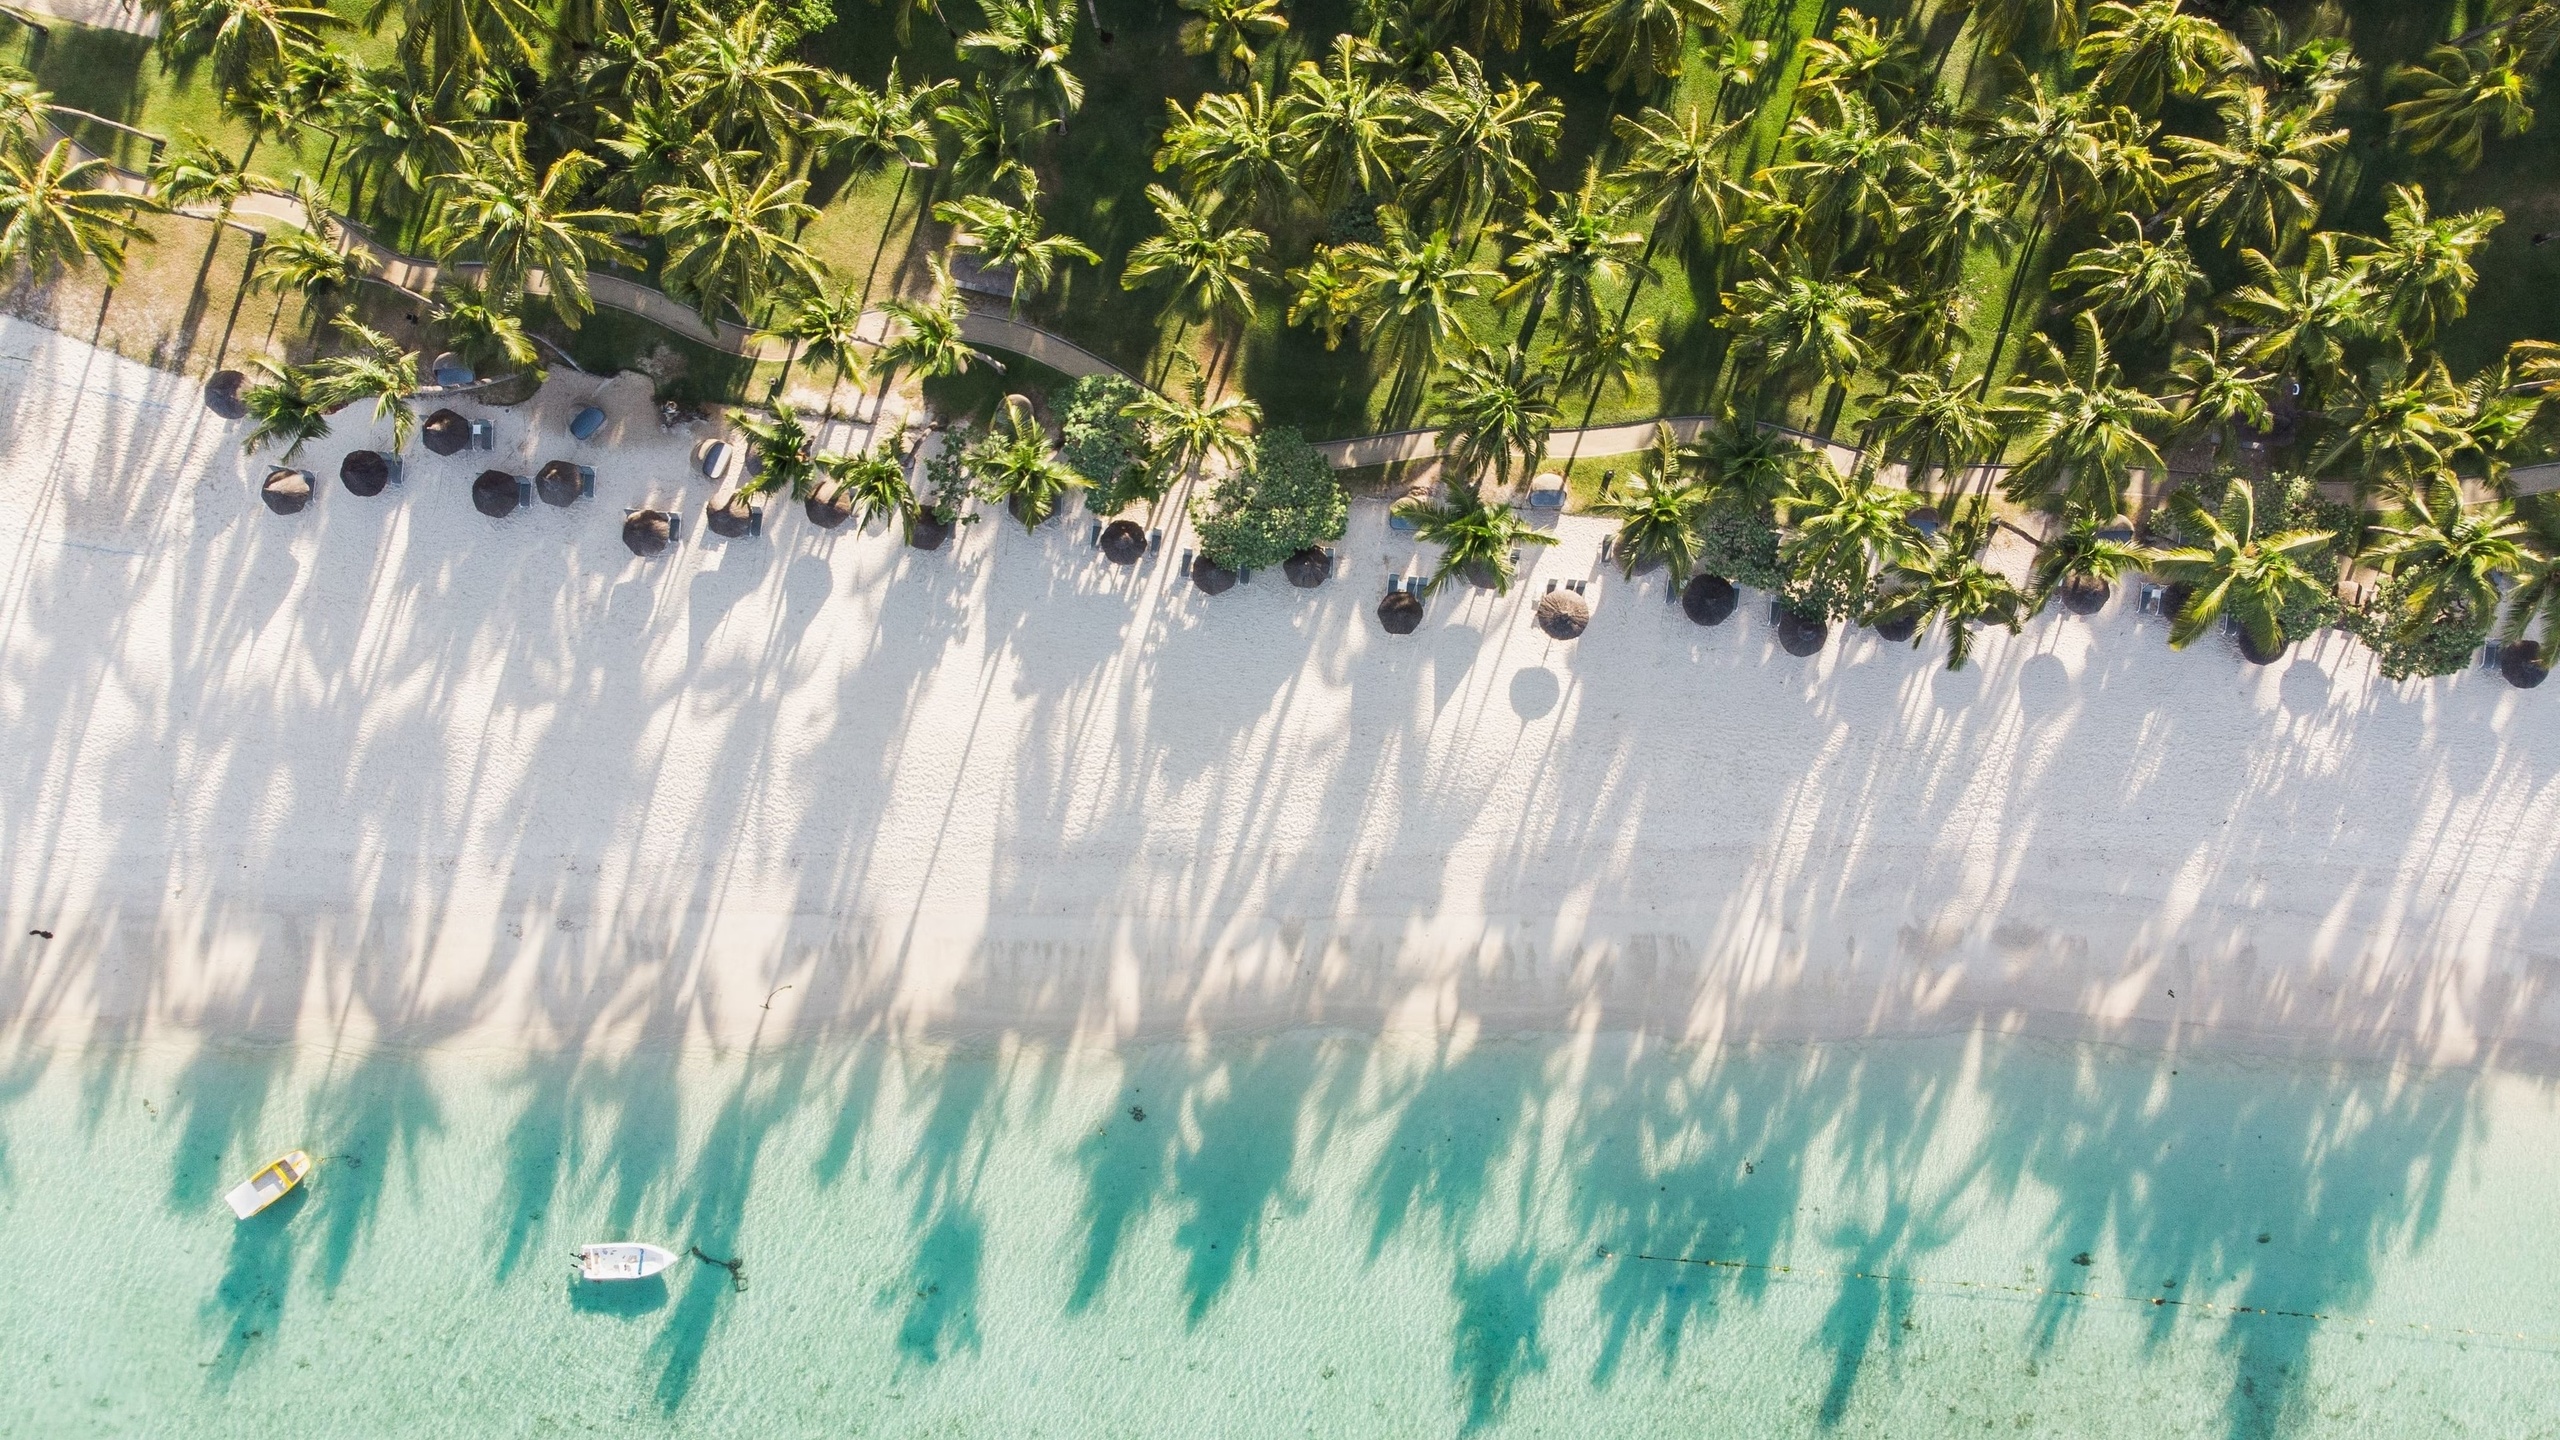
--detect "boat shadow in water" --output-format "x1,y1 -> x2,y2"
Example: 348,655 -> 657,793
200,1185 -> 310,1390
568,1271 -> 670,1316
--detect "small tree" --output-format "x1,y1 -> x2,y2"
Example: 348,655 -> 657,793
1192,426 -> 1347,572
1395,481 -> 1560,595
1056,374 -> 1163,514
972,394 -> 1085,530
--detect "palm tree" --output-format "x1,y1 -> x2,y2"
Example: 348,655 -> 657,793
934,80 -> 1052,199
2314,360 -> 2466,489
1870,358 -> 1995,493
147,133 -> 257,229
1694,415 -> 1810,516
1606,104 -> 1746,276
2074,0 -> 2243,112
2219,234 -> 2373,391
239,355 -> 332,458
666,0 -> 827,158
870,261 -> 987,400
328,64 -> 469,219
253,220 -> 370,297
1395,481 -> 1559,595
814,444 -> 915,531
1716,259 -> 1881,395
430,132 -> 636,328
732,404 -> 815,500
310,317 -> 418,450
2163,327 -> 2274,454
384,0 -> 544,85
2365,473 -> 2530,642
1432,341 -> 1559,491
1282,33 -> 1404,210
2359,184 -> 2500,344
1178,0 -> 1288,81
1550,309 -> 1661,452
1402,49 -> 1561,228
646,155 -> 820,325
2164,85 -> 2345,251
2387,43 -> 2537,171
0,139 -> 149,284
1550,0 -> 1736,89
1780,458 -> 1917,606
814,62 -> 954,175
756,279 -> 868,413
932,186 -> 1099,310
1124,375 -> 1262,482
2143,479 -> 2333,653
2030,506 -> 2147,607
1284,245 -> 1364,349
974,393 -> 1085,529
1893,143 -> 2021,285
1120,184 -> 1269,349
959,0 -> 1084,120
1980,77 -> 2157,227
1337,206 -> 1497,379
1995,312 -> 2171,516
1496,167 -> 1644,343
1874,520 -> 2026,669
2049,213 -> 2205,337
1964,0 -> 2086,54
1411,0 -> 1552,54
1594,422 -> 1709,577
1796,7 -> 1921,123
157,0 -> 342,102
432,280 -> 539,371
1157,83 -> 1300,224
1771,95 -> 1921,261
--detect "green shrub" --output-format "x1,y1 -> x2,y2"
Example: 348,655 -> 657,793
1191,427 -> 1348,572
1056,374 -> 1165,515
2343,576 -> 2489,680
1695,505 -> 1786,592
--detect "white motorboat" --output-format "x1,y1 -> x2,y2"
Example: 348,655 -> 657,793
577,1242 -> 678,1281
224,1151 -> 312,1219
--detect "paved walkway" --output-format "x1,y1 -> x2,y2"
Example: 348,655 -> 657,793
6,0 -> 153,36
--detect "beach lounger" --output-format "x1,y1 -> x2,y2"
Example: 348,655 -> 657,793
471,419 -> 494,450
1148,529 -> 1163,554
2484,640 -> 2504,671
1405,575 -> 1425,596
514,474 -> 535,507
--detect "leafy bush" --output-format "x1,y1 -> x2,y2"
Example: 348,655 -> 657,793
1056,374 -> 1165,515
2342,577 -> 2488,680
1694,505 -> 1786,592
1191,427 -> 1347,571
920,422 -> 980,523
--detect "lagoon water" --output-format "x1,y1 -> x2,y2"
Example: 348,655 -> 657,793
3,1029 -> 2556,1438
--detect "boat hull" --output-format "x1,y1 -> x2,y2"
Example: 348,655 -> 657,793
224,1151 -> 312,1220
578,1243 -> 678,1281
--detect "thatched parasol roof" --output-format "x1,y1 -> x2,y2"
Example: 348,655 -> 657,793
1283,546 -> 1332,588
1682,574 -> 1737,626
1534,589 -> 1589,639
1461,558 -> 1503,591
908,510 -> 951,550
205,370 -> 247,419
340,449 -> 391,497
535,459 -> 585,507
704,489 -> 754,537
1378,589 -> 1423,634
1100,519 -> 1146,564
1907,505 -> 1942,537
2237,627 -> 2287,665
471,469 -> 519,518
261,467 -> 312,515
423,409 -> 471,456
2504,640 -> 2548,689
622,508 -> 673,557
2161,583 -> 2194,625
805,480 -> 854,528
1192,553 -> 1237,594
1777,609 -> 1829,656
1871,611 -> 1919,643
2059,575 -> 2111,614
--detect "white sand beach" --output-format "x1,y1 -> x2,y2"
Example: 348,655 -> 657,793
3,318 -> 2557,1069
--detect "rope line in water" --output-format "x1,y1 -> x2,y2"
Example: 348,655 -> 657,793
691,1245 -> 748,1293
1611,1248 -> 2560,1349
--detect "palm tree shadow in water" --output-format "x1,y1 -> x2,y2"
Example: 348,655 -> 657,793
200,1185 -> 308,1391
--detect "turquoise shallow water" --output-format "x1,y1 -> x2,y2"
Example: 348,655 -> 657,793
2,1030 -> 2557,1438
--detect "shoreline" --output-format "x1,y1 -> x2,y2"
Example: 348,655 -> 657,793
5,319 -> 2559,1073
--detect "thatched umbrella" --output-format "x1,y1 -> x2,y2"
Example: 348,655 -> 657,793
1681,574 -> 1737,626
1379,589 -> 1424,634
1777,609 -> 1829,656
535,459 -> 587,507
1871,610 -> 1919,643
260,467 -> 312,515
1100,519 -> 1146,564
205,370 -> 247,419
423,409 -> 470,456
1283,546 -> 1332,588
704,488 -> 754,537
1192,553 -> 1237,594
340,449 -> 393,497
1461,558 -> 1503,591
908,510 -> 952,549
2503,639 -> 2548,689
622,508 -> 674,557
805,480 -> 854,529
2059,576 -> 2111,614
2237,628 -> 2287,665
472,468 -> 520,518
2161,583 -> 2194,625
1534,589 -> 1590,639
1907,505 -> 1942,538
